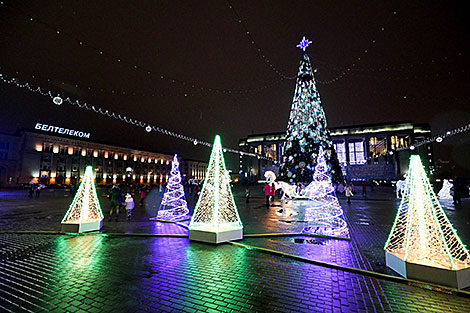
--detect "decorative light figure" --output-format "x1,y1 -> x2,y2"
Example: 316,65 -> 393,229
61,166 -> 104,232
53,96 -> 63,105
437,179 -> 453,200
145,125 -> 152,132
152,154 -> 189,221
189,135 -> 243,243
296,36 -> 312,51
384,156 -> 470,289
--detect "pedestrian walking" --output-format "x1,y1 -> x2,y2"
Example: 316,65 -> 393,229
264,182 -> 271,207
124,193 -> 135,221
270,183 -> 276,202
108,185 -> 123,221
345,183 -> 354,204
452,177 -> 462,206
362,181 -> 367,197
28,184 -> 34,198
35,184 -> 44,198
139,188 -> 146,206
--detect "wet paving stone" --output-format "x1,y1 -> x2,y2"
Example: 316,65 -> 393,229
1,186 -> 470,311
0,234 -> 469,312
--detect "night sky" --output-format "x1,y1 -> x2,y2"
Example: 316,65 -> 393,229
0,1 -> 469,173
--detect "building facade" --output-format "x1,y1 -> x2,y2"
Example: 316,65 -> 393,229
0,129 -> 207,187
239,121 -> 434,181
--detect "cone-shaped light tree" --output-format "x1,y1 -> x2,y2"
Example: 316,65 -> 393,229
156,154 -> 189,221
303,146 -> 349,238
61,165 -> 104,232
279,37 -> 343,185
385,155 -> 470,289
189,135 -> 243,243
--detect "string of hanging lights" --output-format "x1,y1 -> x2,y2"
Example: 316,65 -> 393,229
0,71 -> 275,161
0,2 -> 286,96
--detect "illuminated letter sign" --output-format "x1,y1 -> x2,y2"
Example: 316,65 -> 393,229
35,122 -> 91,139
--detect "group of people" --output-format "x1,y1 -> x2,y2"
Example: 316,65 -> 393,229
28,183 -> 45,198
107,185 -> 147,222
264,182 -> 276,207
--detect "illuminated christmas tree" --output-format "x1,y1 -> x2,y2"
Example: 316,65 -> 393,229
437,179 -> 453,200
303,147 -> 349,238
61,166 -> 104,232
155,154 -> 189,221
385,155 -> 470,289
189,135 -> 243,243
279,37 -> 343,185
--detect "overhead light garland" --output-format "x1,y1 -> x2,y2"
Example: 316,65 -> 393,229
0,72 -> 273,161
0,2 -> 285,96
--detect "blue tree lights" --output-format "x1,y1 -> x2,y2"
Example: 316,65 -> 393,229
279,37 -> 343,184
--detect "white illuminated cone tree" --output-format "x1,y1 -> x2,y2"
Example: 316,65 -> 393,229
155,154 -> 189,221
303,147 -> 349,238
189,135 -> 243,243
61,166 -> 104,232
385,155 -> 470,288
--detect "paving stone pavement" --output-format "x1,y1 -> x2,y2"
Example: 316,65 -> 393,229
1,185 -> 470,312
1,234 -> 470,313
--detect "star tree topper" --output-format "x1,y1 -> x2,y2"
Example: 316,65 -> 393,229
297,36 -> 312,51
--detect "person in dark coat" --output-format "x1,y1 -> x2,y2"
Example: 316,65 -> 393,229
108,185 -> 123,221
28,184 -> 34,198
453,177 -> 462,206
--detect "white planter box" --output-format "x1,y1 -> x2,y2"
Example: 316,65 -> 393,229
61,220 -> 103,233
189,225 -> 243,244
386,251 -> 470,289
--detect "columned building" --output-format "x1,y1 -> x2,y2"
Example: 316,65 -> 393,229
239,121 -> 433,181
0,129 -> 207,187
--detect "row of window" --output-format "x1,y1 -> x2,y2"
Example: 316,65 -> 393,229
35,143 -> 171,164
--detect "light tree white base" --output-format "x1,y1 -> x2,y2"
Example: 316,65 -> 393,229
386,251 -> 470,289
189,225 -> 243,244
61,220 -> 103,233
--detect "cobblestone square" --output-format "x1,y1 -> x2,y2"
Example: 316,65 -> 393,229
1,185 -> 470,312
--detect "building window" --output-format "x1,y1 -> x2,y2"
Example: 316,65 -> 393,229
348,140 -> 366,165
264,144 -> 277,160
35,144 -> 43,152
369,137 -> 387,157
390,135 -> 409,150
333,140 -> 347,165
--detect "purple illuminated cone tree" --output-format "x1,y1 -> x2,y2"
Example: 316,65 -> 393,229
156,154 -> 189,221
